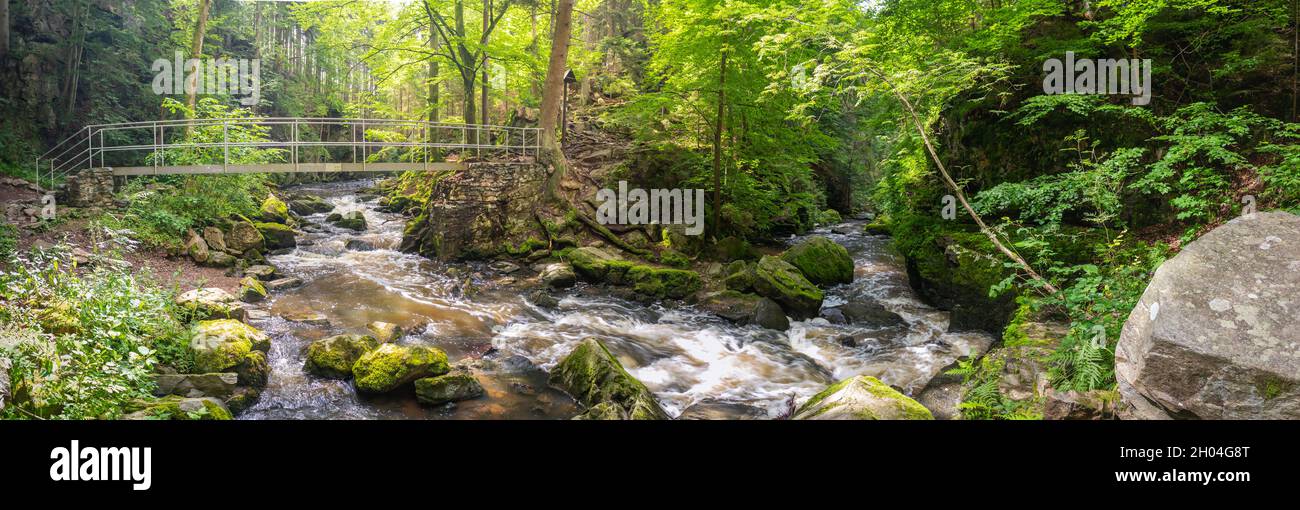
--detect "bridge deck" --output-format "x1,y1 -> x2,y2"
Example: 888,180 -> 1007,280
106,161 -> 467,176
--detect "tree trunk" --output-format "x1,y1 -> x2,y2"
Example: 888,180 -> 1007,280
481,0 -> 491,126
429,29 -> 440,123
0,0 -> 10,61
187,0 -> 213,118
711,50 -> 726,238
539,0 -> 573,149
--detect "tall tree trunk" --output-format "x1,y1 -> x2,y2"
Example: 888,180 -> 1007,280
0,0 -> 10,61
187,0 -> 212,119
711,50 -> 726,238
539,0 -> 573,149
481,0 -> 491,126
429,29 -> 440,123
539,0 -> 573,196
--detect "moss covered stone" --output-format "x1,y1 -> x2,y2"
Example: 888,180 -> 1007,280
304,334 -> 380,379
723,260 -> 755,292
794,375 -> 933,420
781,236 -> 854,286
176,288 -> 245,321
351,343 -> 450,393
124,395 -> 233,420
254,222 -> 296,250
752,255 -> 823,319
329,211 -> 368,232
226,218 -> 265,253
414,370 -> 485,405
572,401 -> 626,420
235,350 -> 269,388
548,338 -> 669,420
567,246 -> 620,280
288,195 -> 333,215
625,266 -> 701,300
261,194 -> 290,224
238,276 -> 267,303
190,319 -> 270,373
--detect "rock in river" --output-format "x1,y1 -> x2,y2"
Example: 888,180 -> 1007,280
698,291 -> 789,331
304,334 -> 380,379
793,375 -> 933,420
1117,211 -> 1300,419
548,338 -> 669,420
751,255 -> 823,319
175,288 -> 245,321
540,262 -> 577,289
189,319 -> 271,373
352,344 -> 450,393
781,235 -> 854,286
414,370 -> 485,405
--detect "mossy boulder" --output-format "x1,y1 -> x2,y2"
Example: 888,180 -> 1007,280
625,266 -> 701,300
723,260 -> 756,292
751,255 -> 823,319
238,276 -> 267,303
254,222 -> 296,251
567,246 -> 620,281
698,291 -> 789,331
572,401 -> 627,420
225,219 -> 265,253
794,375 -> 933,420
818,209 -> 843,225
414,370 -> 485,405
190,319 -> 270,373
175,288 -> 245,321
781,236 -> 854,286
540,262 -> 577,289
235,350 -> 269,388
658,248 -> 691,268
548,338 -> 669,420
124,395 -> 233,420
351,343 -> 450,393
329,211 -> 367,231
184,229 -> 210,264
288,195 -> 333,215
365,321 -> 403,343
304,334 -> 380,379
260,194 -> 290,224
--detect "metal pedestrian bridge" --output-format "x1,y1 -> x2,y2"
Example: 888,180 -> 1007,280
36,117 -> 540,186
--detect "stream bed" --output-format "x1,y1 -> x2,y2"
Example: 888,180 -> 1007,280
239,179 -> 992,420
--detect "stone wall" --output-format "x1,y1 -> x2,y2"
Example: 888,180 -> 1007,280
400,162 -> 548,260
60,168 -> 116,208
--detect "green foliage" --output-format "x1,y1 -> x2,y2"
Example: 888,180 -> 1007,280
0,221 -> 16,264
947,356 -> 1041,420
0,249 -> 192,419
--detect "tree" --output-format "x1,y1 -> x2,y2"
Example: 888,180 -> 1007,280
538,0 -> 573,151
421,0 -> 513,128
1,0 -> 10,60
186,0 -> 212,119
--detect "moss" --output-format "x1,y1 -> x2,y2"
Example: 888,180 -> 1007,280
260,194 -> 290,223
129,396 -> 232,420
253,222 -> 296,250
351,343 -> 450,393
626,265 -> 701,299
414,371 -> 485,405
305,334 -> 379,379
707,236 -> 758,261
796,376 -> 933,420
238,276 -> 267,303
189,319 -> 268,373
658,248 -> 691,268
724,260 -> 755,292
548,338 -> 669,420
505,236 -> 548,257
780,236 -> 854,286
567,246 -> 620,280
752,255 -> 823,318
863,215 -> 892,235
818,209 -> 842,225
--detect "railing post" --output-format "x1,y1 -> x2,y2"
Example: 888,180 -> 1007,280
223,121 -> 230,172
360,119 -> 366,172
99,129 -> 104,168
293,120 -> 299,173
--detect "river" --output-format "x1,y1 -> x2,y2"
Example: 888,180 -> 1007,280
239,179 -> 992,420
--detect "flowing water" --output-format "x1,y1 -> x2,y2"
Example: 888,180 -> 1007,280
240,179 -> 993,420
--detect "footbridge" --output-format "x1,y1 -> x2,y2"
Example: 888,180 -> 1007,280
36,117 -> 540,186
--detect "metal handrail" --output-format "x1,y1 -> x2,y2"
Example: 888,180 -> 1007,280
36,117 -> 541,187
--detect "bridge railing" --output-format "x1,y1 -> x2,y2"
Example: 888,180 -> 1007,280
35,117 -> 541,187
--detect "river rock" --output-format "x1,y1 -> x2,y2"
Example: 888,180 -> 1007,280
304,334 -> 380,379
226,220 -> 265,253
723,260 -> 755,292
752,255 -> 823,319
176,288 -> 245,321
123,395 -> 232,420
794,375 -> 933,420
189,319 -> 271,373
244,264 -> 277,280
265,277 -> 304,291
548,338 -> 669,420
822,300 -> 906,329
261,194 -> 290,224
529,290 -> 560,309
1116,211 -> 1300,420
490,260 -> 521,273
677,399 -> 769,420
237,277 -> 267,303
781,235 -> 854,285
255,222 -> 296,250
153,372 -> 239,399
540,263 -> 577,289
283,310 -> 328,326
414,370 -> 485,405
572,401 -> 627,420
288,195 -> 333,215
366,321 -> 403,343
567,247 -> 620,281
698,291 -> 789,331
345,239 -> 376,251
352,344 -> 451,393
202,226 -> 228,253
330,211 -> 367,231
235,350 -> 270,388
185,229 -> 210,264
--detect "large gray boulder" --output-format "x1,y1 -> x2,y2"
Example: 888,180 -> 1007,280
1117,211 -> 1300,419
